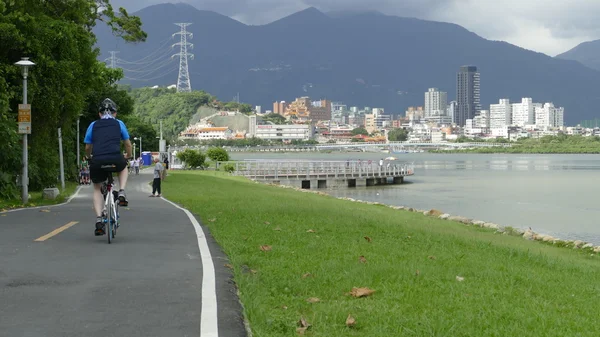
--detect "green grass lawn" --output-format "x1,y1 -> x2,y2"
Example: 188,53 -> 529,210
165,171 -> 600,337
0,182 -> 79,211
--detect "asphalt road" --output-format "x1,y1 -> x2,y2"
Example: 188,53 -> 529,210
0,169 -> 246,337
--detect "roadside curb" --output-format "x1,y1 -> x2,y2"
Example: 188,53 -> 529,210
0,186 -> 83,214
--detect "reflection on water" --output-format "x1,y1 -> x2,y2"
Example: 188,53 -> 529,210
233,153 -> 600,245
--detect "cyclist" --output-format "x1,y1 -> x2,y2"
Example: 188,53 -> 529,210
84,98 -> 133,236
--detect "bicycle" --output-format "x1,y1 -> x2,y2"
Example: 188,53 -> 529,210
100,166 -> 121,244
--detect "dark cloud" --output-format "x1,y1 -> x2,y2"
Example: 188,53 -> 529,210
109,0 -> 600,55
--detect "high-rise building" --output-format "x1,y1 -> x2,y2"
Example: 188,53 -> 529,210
273,101 -> 287,115
447,101 -> 458,124
490,99 -> 512,128
424,88 -> 448,118
456,66 -> 481,126
511,98 -> 534,126
536,103 -> 564,128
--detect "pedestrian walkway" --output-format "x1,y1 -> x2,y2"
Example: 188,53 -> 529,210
0,168 -> 246,337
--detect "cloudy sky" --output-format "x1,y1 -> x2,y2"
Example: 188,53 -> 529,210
110,0 -> 600,56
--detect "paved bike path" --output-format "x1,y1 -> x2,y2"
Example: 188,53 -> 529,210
0,170 -> 246,337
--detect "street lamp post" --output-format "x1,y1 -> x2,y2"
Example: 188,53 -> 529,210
76,117 -> 80,167
134,136 -> 142,161
15,57 -> 35,204
133,137 -> 142,154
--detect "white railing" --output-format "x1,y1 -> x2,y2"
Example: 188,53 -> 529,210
222,160 -> 415,180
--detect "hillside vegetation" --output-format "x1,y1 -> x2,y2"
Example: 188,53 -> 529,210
437,135 -> 600,154
129,87 -> 253,142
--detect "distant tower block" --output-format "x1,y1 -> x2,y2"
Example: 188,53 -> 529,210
172,23 -> 194,92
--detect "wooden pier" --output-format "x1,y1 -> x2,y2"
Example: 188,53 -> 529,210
225,160 -> 414,189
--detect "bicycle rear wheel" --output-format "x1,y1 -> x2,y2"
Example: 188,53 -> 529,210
107,195 -> 113,244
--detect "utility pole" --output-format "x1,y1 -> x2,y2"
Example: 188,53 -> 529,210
58,128 -> 65,190
172,23 -> 194,92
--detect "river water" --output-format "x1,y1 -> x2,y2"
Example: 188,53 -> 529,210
231,152 -> 600,244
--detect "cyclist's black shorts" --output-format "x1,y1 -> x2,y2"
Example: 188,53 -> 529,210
89,155 -> 127,184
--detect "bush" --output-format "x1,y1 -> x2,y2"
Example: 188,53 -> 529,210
223,163 -> 235,173
176,148 -> 206,169
206,147 -> 230,162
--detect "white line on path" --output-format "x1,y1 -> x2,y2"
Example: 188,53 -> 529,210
0,186 -> 83,214
160,197 -> 219,337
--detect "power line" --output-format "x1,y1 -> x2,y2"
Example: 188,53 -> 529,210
124,64 -> 179,82
172,23 -> 194,92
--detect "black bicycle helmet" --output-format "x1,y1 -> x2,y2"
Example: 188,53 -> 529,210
99,98 -> 118,114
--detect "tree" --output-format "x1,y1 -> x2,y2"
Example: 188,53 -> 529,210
388,128 -> 409,141
206,147 -> 230,162
351,127 -> 369,136
0,0 -> 145,193
261,113 -> 287,125
176,148 -> 206,170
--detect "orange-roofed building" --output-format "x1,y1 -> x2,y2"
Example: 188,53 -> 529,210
179,126 -> 233,140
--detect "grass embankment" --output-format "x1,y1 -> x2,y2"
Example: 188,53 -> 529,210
433,135 -> 600,154
165,171 -> 600,337
0,182 -> 79,211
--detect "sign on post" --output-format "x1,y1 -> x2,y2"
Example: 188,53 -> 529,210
18,104 -> 31,134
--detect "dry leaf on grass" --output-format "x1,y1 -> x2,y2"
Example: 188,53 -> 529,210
273,227 -> 282,231
306,229 -> 316,233
306,297 -> 320,303
428,255 -> 436,260
364,236 -> 372,243
346,314 -> 356,327
264,221 -> 271,225
250,269 -> 258,274
260,245 -> 272,252
349,287 -> 375,298
415,270 -> 420,276
224,264 -> 233,269
456,276 -> 465,282
302,273 -> 312,279
297,317 -> 311,335
282,305 -> 288,310
208,218 -> 216,222
359,256 -> 367,263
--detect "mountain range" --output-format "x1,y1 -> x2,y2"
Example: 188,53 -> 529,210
556,40 -> 600,72
94,3 -> 600,125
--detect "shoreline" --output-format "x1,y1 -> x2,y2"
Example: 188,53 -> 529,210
264,181 -> 600,255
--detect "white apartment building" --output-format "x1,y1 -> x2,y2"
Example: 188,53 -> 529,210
254,124 -> 312,141
372,108 -> 385,118
535,103 -> 564,128
425,88 -> 448,118
474,110 -> 490,128
511,98 -> 534,127
490,99 -> 512,128
464,119 -> 486,137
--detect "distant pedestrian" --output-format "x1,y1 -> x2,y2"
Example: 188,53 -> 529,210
133,157 -> 140,175
149,158 -> 164,197
163,157 -> 169,180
